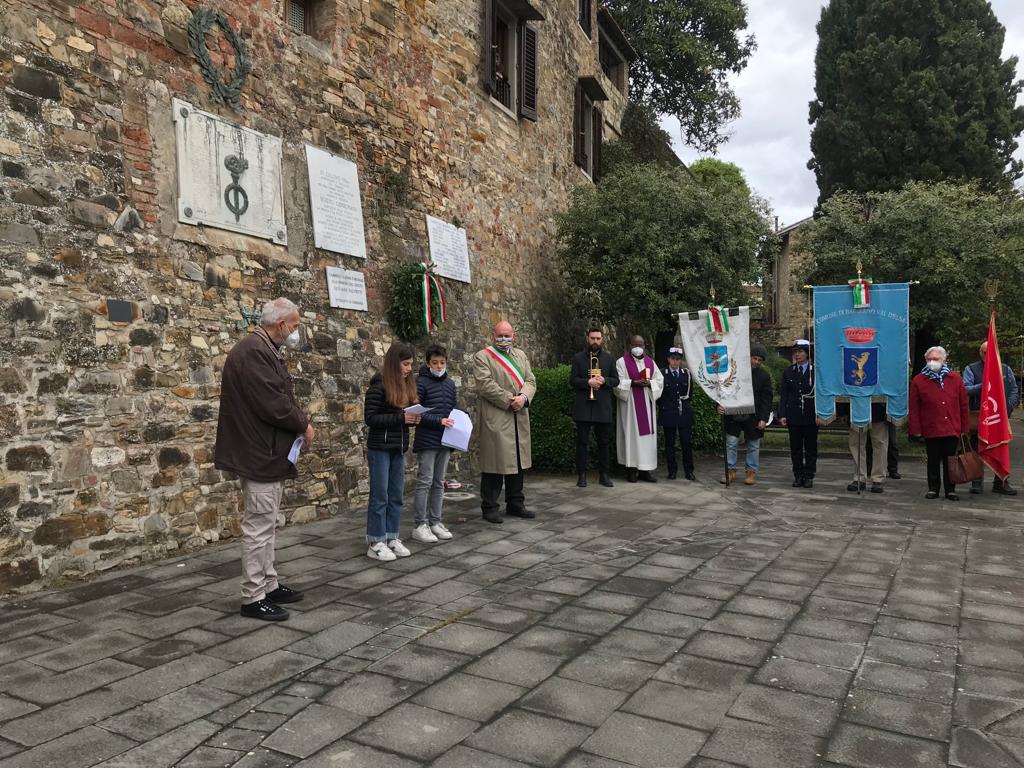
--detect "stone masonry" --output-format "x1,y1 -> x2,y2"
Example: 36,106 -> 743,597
0,0 -> 629,590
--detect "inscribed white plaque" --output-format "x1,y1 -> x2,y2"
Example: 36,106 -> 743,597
304,145 -> 367,259
172,98 -> 287,244
425,214 -> 472,283
325,267 -> 368,311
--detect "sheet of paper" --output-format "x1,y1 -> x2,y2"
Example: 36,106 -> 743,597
404,404 -> 432,415
441,408 -> 473,452
287,436 -> 304,465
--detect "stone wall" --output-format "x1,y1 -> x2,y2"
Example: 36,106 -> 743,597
762,222 -> 814,349
0,0 -> 627,591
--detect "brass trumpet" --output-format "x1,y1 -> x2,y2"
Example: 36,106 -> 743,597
588,352 -> 601,401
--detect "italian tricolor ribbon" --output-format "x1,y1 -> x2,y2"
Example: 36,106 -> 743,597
706,305 -> 729,334
484,346 -> 525,390
419,260 -> 447,333
849,277 -> 872,309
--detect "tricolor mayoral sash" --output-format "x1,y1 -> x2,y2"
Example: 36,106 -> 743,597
812,283 -> 910,427
623,354 -> 655,436
676,305 -> 754,414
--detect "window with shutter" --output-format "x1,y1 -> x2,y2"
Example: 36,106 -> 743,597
483,0 -> 496,94
591,105 -> 603,182
518,24 -> 538,121
573,82 -> 583,167
285,0 -> 334,40
579,0 -> 592,37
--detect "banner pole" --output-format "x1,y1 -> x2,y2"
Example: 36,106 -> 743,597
721,414 -> 730,488
857,424 -> 863,496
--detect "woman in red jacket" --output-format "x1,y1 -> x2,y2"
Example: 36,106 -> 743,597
908,346 -> 970,500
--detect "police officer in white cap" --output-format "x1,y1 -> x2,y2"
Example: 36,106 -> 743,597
779,339 -> 818,488
659,348 -> 696,480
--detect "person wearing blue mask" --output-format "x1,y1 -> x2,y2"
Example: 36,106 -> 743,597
411,344 -> 458,543
474,321 -> 537,523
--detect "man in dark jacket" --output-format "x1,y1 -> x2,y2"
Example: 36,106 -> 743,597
719,344 -> 774,485
779,339 -> 818,488
660,347 -> 695,480
570,328 -> 619,487
215,297 -> 312,622
964,340 -> 1020,495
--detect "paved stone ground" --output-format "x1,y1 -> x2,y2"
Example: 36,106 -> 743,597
2,435 -> 1024,768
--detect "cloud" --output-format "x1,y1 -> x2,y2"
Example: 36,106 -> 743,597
660,0 -> 1024,228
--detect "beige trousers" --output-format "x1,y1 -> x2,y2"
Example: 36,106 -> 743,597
850,423 -> 888,483
240,478 -> 282,604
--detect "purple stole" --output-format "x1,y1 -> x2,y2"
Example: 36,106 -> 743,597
623,355 -> 655,436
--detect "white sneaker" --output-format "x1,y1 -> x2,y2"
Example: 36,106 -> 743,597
388,539 -> 411,557
367,542 -> 396,561
412,524 -> 438,543
430,523 -> 453,540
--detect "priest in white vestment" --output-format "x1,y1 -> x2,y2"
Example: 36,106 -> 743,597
614,335 -> 664,482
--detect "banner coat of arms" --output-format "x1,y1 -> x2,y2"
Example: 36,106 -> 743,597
676,305 -> 755,415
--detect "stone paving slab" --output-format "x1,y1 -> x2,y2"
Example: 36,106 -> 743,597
4,444 -> 1024,767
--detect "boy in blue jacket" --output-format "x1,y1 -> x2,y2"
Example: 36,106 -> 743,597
412,344 -> 457,542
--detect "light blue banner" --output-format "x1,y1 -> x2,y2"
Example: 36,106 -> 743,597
813,283 -> 910,427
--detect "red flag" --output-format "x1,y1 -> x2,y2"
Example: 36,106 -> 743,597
978,310 -> 1013,479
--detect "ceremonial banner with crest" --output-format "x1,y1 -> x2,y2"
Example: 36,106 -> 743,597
677,305 -> 754,414
813,282 -> 910,427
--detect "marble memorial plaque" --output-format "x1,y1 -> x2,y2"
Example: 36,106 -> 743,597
325,267 -> 368,311
172,98 -> 287,244
305,144 -> 367,259
425,214 -> 472,283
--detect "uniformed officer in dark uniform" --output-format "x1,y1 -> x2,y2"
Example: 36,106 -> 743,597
659,347 -> 696,480
779,338 -> 818,488
570,327 -> 619,488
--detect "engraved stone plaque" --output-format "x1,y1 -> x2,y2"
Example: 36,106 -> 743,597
305,145 -> 367,259
325,267 -> 368,311
425,214 -> 472,283
172,98 -> 287,244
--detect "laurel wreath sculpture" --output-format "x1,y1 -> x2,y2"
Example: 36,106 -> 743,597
187,6 -> 251,109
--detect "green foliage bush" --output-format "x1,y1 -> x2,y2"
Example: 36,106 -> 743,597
529,364 -> 731,474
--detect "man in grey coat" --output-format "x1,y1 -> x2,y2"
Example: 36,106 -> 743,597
215,297 -> 314,621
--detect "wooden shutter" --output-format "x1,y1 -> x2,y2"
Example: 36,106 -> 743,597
518,23 -> 538,121
483,0 -> 496,94
573,82 -> 583,167
592,105 -> 602,181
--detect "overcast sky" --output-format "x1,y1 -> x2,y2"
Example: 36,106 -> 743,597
663,0 -> 1024,229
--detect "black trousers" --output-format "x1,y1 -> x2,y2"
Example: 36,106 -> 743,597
663,426 -> 694,474
575,421 -> 611,473
480,471 -> 525,516
866,422 -> 899,475
924,436 -> 958,493
787,424 -> 818,479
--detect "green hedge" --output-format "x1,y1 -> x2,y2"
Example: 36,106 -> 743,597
529,364 -> 727,473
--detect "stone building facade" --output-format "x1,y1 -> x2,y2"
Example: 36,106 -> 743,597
761,217 -> 814,349
0,0 -> 631,590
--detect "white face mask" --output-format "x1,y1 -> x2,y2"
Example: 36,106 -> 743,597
284,329 -> 301,349
926,359 -> 943,371
631,347 -> 644,358
430,367 -> 446,378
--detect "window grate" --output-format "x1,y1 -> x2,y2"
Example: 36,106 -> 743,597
287,0 -> 307,33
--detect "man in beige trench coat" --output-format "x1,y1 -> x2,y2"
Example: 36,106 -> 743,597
473,321 -> 537,524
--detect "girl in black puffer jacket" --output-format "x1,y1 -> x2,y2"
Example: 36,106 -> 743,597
364,342 -> 420,561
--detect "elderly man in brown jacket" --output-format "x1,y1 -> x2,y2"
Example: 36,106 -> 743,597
473,320 -> 537,523
215,297 -> 314,621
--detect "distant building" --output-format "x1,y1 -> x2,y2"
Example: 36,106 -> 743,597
762,217 -> 814,349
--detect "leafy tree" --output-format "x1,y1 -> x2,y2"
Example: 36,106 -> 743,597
800,182 -> 1024,355
808,0 -> 1024,204
688,158 -> 751,196
556,163 -> 771,344
606,0 -> 755,153
601,102 -> 684,177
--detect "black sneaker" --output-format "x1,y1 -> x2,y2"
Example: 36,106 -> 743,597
266,585 -> 304,604
506,509 -> 535,519
685,472 -> 697,481
994,481 -> 1018,496
847,481 -> 865,492
870,483 -> 884,493
802,478 -> 814,489
888,471 -> 901,480
482,512 -> 504,524
240,599 -> 289,621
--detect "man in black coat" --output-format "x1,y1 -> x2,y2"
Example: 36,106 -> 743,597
779,339 -> 818,489
660,347 -> 696,480
570,328 -> 619,487
718,344 -> 774,485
